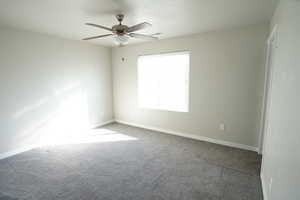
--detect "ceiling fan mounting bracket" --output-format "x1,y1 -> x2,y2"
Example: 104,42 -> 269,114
116,14 -> 124,24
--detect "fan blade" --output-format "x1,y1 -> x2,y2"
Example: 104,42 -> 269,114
85,23 -> 113,32
127,22 -> 151,32
128,33 -> 158,40
151,33 -> 162,36
82,34 -> 114,40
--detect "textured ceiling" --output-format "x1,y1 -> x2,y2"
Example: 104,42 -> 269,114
0,0 -> 278,46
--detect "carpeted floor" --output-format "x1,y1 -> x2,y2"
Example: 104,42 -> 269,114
0,123 -> 262,200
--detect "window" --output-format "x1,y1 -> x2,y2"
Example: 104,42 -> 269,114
138,51 -> 190,112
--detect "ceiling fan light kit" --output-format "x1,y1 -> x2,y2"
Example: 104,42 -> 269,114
83,14 -> 160,46
114,35 -> 129,46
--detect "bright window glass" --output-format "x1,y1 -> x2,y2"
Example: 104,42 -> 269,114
138,51 -> 189,112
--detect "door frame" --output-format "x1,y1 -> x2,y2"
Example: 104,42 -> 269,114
258,25 -> 278,155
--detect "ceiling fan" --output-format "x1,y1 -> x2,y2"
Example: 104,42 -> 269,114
83,14 -> 160,45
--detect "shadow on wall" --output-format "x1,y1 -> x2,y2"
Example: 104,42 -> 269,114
9,81 -> 127,147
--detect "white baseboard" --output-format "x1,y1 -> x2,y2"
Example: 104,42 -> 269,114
90,119 -> 115,129
115,119 -> 258,152
0,144 -> 39,160
1,118 -> 258,160
261,171 -> 268,200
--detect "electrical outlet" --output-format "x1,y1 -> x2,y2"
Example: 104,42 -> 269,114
219,123 -> 225,131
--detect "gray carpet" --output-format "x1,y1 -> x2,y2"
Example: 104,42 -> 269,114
0,123 -> 262,200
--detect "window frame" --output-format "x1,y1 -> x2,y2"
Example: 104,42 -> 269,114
137,50 -> 190,113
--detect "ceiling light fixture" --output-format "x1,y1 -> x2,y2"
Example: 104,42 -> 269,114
114,35 -> 129,46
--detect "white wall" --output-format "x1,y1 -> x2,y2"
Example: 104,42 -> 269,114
112,24 -> 268,149
261,1 -> 300,199
0,27 -> 113,156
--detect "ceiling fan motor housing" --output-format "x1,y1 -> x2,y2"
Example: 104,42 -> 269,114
112,24 -> 128,36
